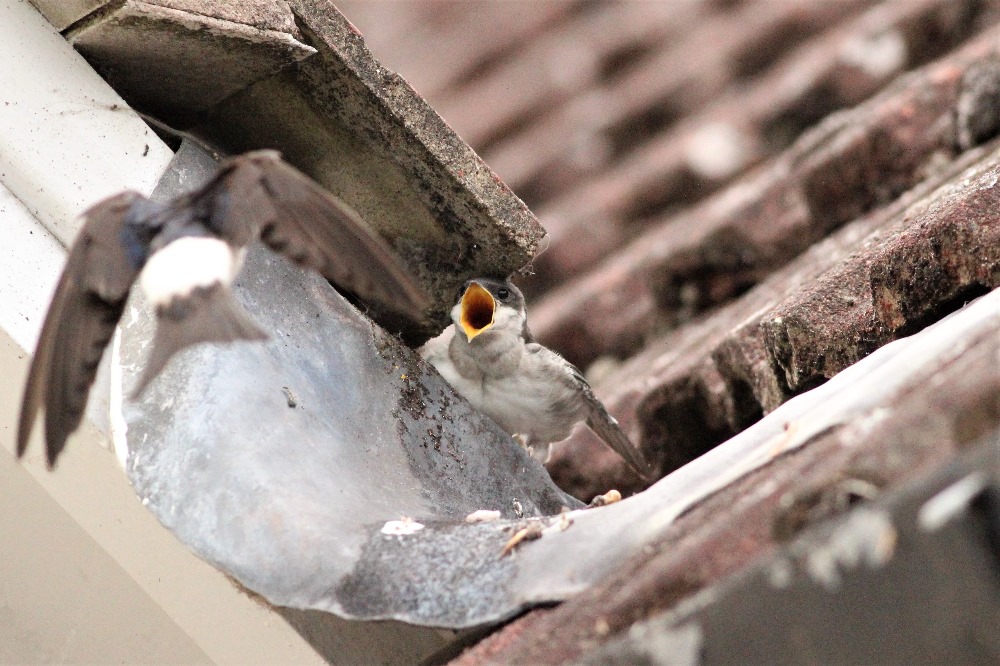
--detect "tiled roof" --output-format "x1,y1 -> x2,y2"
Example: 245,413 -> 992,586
337,0 -> 1000,661
26,0 -> 1000,660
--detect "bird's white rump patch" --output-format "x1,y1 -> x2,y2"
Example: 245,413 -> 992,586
139,236 -> 237,306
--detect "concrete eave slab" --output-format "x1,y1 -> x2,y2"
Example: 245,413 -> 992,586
64,1 -> 316,122
27,0 -> 103,30
33,0 -> 545,338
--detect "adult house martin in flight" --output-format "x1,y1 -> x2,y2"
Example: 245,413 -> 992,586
18,150 -> 429,467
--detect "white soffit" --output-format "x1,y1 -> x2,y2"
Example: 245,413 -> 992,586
0,0 -> 174,248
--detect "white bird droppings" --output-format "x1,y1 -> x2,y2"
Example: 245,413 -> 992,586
381,518 -> 425,536
464,509 -> 502,524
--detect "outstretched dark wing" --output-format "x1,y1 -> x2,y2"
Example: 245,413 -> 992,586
569,363 -> 655,480
199,151 -> 429,314
18,192 -> 150,467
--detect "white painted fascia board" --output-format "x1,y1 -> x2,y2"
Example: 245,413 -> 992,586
0,0 -> 174,248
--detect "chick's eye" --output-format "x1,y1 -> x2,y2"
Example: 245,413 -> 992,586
497,288 -> 510,300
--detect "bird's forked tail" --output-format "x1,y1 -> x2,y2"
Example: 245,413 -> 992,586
131,284 -> 268,397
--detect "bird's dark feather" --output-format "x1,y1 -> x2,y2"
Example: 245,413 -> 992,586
205,151 -> 429,313
18,191 -> 150,466
18,151 -> 429,467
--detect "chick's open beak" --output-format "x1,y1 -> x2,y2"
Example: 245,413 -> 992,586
460,282 -> 495,341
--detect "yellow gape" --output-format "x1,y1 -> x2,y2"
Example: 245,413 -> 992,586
460,282 -> 495,340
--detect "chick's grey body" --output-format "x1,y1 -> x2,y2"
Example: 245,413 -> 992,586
421,279 -> 651,476
424,320 -> 584,447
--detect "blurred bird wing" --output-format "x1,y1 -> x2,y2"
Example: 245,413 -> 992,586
203,151 -> 429,314
18,191 -> 151,466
